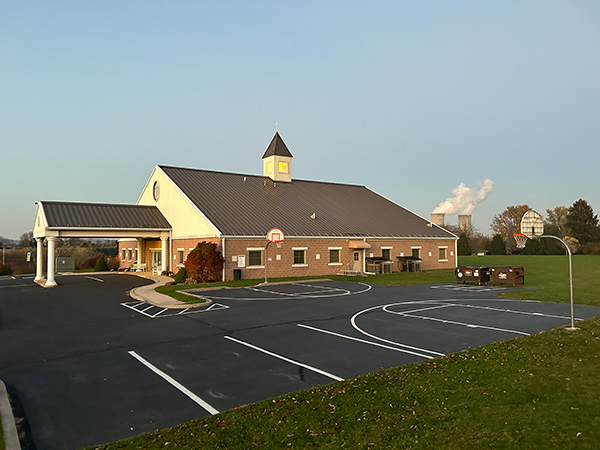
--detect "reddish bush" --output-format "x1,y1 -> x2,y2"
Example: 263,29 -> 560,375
184,242 -> 223,283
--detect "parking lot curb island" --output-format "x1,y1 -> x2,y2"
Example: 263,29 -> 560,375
128,273 -> 211,309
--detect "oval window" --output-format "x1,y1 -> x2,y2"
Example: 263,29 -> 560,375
153,181 -> 160,201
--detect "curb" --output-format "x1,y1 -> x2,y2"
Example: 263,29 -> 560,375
128,274 -> 211,309
0,380 -> 21,450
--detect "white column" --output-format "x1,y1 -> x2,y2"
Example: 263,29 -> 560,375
161,237 -> 168,274
45,237 -> 58,287
34,238 -> 45,283
136,238 -> 144,271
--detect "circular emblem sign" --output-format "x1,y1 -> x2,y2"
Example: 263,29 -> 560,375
267,228 -> 285,243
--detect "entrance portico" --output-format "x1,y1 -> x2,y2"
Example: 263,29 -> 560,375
33,201 -> 172,287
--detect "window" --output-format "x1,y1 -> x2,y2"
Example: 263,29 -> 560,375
438,247 -> 448,261
177,249 -> 184,265
329,249 -> 340,264
153,181 -> 160,201
128,249 -> 132,261
382,248 -> 391,260
122,249 -> 126,261
412,247 -> 421,258
248,250 -> 263,267
293,249 -> 306,265
278,161 -> 288,173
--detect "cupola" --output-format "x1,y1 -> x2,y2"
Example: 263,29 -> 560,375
262,132 -> 293,182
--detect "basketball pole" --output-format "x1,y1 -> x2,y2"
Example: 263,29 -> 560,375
264,241 -> 272,284
534,235 -> 576,330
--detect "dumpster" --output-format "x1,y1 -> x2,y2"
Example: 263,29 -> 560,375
490,266 -> 524,286
456,266 -> 490,285
233,269 -> 242,280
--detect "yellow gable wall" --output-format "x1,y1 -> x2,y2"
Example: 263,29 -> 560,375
137,167 -> 220,239
32,203 -> 48,238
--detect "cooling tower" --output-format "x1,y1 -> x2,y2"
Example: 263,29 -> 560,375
431,213 -> 445,227
458,214 -> 472,232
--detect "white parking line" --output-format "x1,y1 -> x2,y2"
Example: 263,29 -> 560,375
128,350 -> 219,415
372,302 -> 531,336
85,276 -> 104,283
441,302 -> 583,321
386,311 -> 531,336
0,284 -> 38,289
120,301 -> 229,318
224,336 -> 344,382
297,323 -> 437,359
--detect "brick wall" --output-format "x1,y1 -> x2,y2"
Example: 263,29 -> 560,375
120,236 -> 456,279
222,237 -> 456,281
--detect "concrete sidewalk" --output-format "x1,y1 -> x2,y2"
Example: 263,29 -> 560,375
128,273 -> 211,309
0,380 -> 20,450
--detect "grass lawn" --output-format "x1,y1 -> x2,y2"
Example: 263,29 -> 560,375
92,255 -> 600,449
459,255 -> 600,307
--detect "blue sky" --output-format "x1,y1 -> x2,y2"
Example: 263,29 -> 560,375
1,1 -> 599,239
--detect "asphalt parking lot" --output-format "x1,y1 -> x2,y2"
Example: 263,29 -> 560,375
1,274 -> 600,450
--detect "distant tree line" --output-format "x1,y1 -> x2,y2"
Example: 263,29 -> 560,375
488,199 -> 600,255
0,234 -> 119,276
449,198 -> 599,256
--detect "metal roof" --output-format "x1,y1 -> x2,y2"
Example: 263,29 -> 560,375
261,132 -> 293,158
159,166 -> 456,239
41,201 -> 171,229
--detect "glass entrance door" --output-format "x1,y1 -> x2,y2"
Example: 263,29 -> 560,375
151,250 -> 162,274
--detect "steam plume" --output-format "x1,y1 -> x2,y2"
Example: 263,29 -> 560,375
433,179 -> 494,215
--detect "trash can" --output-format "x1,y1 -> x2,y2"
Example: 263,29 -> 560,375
233,269 -> 242,281
456,266 -> 490,285
490,266 -> 524,286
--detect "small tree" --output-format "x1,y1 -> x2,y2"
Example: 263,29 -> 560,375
566,199 -> 599,246
174,267 -> 188,284
489,234 -> 507,255
184,242 -> 224,283
490,205 -> 531,253
457,233 -> 472,256
93,255 -> 108,272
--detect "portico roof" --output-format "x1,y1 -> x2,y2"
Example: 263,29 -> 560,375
34,201 -> 172,239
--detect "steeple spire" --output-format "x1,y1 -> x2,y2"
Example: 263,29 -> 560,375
262,131 -> 293,182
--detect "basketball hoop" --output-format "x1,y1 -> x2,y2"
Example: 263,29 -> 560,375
513,233 -> 528,249
266,228 -> 285,243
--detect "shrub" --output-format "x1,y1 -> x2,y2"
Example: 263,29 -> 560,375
174,267 -> 188,283
184,241 -> 223,283
93,255 -> 108,272
582,241 -> 600,255
80,253 -> 103,270
0,263 -> 13,276
457,233 -> 472,256
489,234 -> 507,255
107,256 -> 119,271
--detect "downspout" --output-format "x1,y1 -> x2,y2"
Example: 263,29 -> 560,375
454,238 -> 458,267
169,229 -> 173,273
221,237 -> 226,282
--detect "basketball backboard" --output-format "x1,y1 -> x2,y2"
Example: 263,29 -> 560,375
267,228 -> 285,243
520,210 -> 544,238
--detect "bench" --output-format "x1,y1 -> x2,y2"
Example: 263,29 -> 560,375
130,263 -> 147,272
